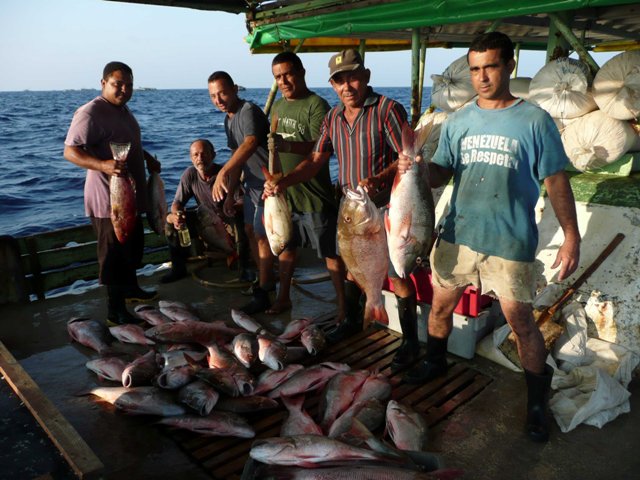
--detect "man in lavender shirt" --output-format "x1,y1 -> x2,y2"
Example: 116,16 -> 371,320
64,61 -> 161,326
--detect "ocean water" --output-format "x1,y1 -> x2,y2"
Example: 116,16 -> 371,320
0,87 -> 431,238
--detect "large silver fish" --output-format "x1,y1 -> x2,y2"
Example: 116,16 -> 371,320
145,319 -> 240,345
157,411 -> 255,438
249,434 -> 398,467
328,398 -> 386,438
300,325 -> 326,356
121,350 -> 158,388
88,386 -> 186,416
134,304 -> 172,326
258,334 -> 288,371
231,333 -> 259,368
386,122 -> 435,278
158,300 -> 201,323
110,172 -> 137,244
268,362 -> 351,399
146,171 -> 167,235
85,357 -> 128,383
262,168 -> 293,256
385,400 -> 429,451
196,205 -> 235,254
178,380 -> 219,416
252,364 -> 305,396
337,186 -> 389,327
230,308 -> 268,334
277,318 -> 312,343
67,317 -> 112,355
109,324 -> 155,345
320,370 -> 370,432
156,364 -> 197,390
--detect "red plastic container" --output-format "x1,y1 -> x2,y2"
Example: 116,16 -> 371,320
383,267 -> 492,317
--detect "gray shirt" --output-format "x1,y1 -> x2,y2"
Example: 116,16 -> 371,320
224,99 -> 269,190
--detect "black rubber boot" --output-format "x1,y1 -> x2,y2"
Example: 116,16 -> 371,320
403,334 -> 448,384
125,285 -> 158,302
391,294 -> 420,367
240,286 -> 272,315
525,364 -> 553,442
326,280 -> 363,345
107,286 -> 141,326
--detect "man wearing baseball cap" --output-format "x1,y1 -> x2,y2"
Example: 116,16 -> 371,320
264,48 -> 420,368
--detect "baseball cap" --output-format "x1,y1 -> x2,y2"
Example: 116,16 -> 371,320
328,49 -> 364,80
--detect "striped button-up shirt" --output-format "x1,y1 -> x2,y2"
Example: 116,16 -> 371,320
313,88 -> 407,189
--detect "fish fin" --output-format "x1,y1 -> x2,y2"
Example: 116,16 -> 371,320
401,122 -> 416,157
364,303 -> 389,326
413,120 -> 434,157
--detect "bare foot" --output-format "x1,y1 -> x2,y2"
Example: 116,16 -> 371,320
265,300 -> 292,315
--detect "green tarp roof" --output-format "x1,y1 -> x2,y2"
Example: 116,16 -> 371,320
246,0 -> 640,49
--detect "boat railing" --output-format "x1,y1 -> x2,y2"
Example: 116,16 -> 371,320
0,219 -> 170,304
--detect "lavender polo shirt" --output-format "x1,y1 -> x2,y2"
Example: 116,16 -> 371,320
64,96 -> 147,218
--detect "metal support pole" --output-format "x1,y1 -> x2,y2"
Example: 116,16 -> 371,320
264,40 -> 305,115
359,39 -> 366,63
418,40 -> 427,113
512,43 -> 521,78
548,12 -> 600,75
410,28 -> 421,128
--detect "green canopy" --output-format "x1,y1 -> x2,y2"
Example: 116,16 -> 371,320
247,0 -> 639,50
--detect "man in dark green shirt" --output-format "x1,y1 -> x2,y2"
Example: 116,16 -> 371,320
267,52 -> 346,322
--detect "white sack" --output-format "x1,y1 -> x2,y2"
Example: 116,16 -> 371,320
561,110 -> 636,171
592,50 -> 640,120
430,55 -> 476,112
552,116 -> 578,135
510,77 -> 531,100
550,365 -> 631,432
553,302 -> 590,369
415,110 -> 448,160
529,58 -> 598,119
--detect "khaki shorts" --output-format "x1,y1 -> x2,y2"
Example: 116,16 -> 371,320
430,239 -> 536,303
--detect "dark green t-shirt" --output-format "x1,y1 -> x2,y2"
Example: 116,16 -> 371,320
272,92 -> 337,214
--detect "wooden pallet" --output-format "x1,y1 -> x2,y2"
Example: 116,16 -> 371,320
161,327 -> 492,480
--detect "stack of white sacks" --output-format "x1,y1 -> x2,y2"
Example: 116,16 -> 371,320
429,52 -> 640,172
528,52 -> 640,172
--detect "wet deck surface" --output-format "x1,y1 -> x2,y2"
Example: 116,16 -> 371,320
1,255 -> 639,479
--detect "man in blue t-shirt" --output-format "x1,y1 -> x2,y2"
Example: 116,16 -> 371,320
398,32 -> 580,443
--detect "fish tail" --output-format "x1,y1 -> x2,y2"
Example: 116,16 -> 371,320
364,302 -> 389,326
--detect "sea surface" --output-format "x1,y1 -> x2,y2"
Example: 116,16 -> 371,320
0,87 -> 430,238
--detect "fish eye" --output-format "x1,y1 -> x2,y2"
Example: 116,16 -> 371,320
344,216 -> 352,223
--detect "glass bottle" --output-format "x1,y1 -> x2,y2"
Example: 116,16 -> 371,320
177,211 -> 191,247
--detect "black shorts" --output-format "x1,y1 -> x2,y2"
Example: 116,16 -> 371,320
287,210 -> 338,259
91,216 -> 144,286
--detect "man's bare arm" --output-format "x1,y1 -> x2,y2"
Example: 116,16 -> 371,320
544,170 -> 581,281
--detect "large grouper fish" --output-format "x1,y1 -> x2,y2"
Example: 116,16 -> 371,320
109,142 -> 137,244
337,186 -> 389,327
385,122 -> 435,279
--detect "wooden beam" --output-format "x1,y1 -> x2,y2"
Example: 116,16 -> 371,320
0,341 -> 104,479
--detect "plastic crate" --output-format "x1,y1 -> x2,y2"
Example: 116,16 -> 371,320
383,266 -> 492,317
382,291 -> 497,359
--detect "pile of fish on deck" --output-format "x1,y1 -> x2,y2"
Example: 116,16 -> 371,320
67,302 -> 460,479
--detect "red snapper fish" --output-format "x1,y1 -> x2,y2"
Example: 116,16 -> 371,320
197,205 -> 235,254
337,186 -> 389,327
386,122 -> 435,278
110,172 -> 137,244
262,167 -> 293,256
146,171 -> 167,236
67,317 -> 112,355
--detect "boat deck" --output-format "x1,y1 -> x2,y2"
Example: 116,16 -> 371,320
1,255 -> 638,480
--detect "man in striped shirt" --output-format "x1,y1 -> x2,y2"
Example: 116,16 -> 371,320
264,49 -> 420,367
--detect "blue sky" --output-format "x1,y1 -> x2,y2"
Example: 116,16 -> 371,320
0,0 -> 616,92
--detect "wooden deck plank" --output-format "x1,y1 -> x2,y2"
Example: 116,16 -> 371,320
0,341 -> 104,480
